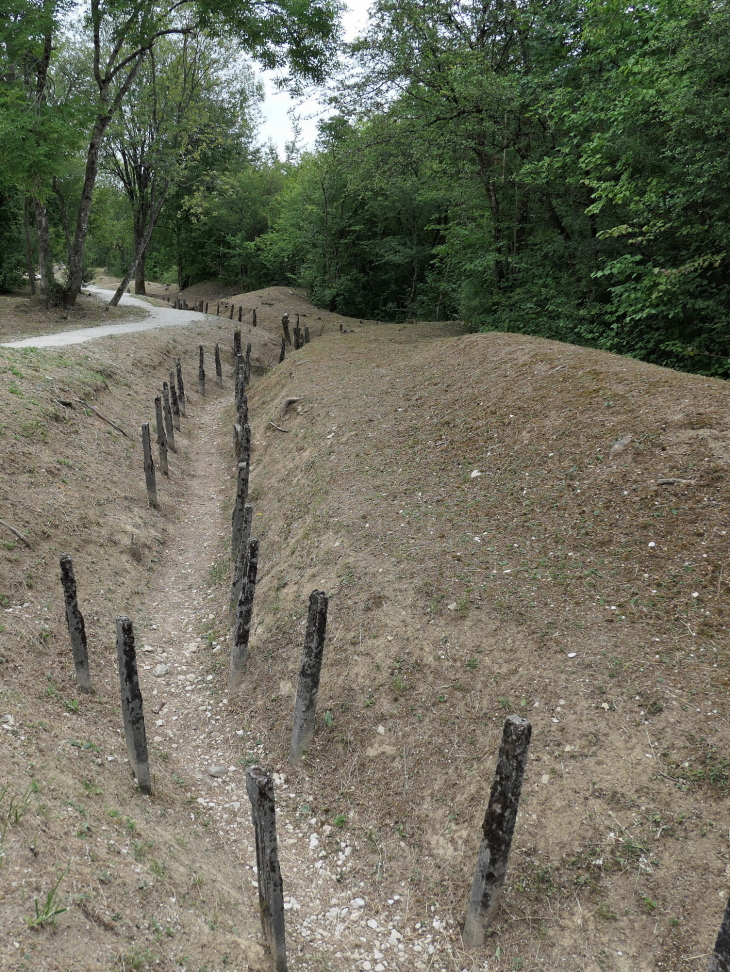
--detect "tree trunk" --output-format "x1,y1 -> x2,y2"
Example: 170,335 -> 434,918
134,249 -> 147,295
108,183 -> 168,307
23,196 -> 36,296
33,196 -> 55,303
67,114 -> 110,304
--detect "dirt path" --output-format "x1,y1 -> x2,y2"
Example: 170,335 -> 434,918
138,388 -> 451,972
0,287 -> 206,348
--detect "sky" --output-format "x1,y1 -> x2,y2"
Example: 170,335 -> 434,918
257,2 -> 373,155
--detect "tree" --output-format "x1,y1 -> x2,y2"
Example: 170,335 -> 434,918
1,0 -> 343,303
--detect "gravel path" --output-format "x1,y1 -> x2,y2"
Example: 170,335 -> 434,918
1,286 -> 206,348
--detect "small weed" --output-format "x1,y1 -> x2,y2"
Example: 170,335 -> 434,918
465,658 -> 478,670
333,813 -> 347,828
209,561 -> 226,586
65,699 -> 79,714
26,866 -> 68,928
324,710 -> 334,727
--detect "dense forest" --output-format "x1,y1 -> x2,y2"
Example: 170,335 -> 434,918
2,0 -> 729,375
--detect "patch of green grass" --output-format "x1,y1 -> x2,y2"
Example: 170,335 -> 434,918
26,866 -> 68,928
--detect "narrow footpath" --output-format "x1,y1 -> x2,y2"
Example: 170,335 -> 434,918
135,387 -> 457,972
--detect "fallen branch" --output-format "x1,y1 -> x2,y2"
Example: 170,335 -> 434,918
268,421 -> 290,433
0,518 -> 33,549
656,478 -> 695,486
76,399 -> 129,438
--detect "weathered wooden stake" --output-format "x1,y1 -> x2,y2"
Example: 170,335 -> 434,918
244,342 -> 251,385
229,503 -> 253,619
115,617 -> 151,794
245,766 -> 287,972
240,423 -> 251,467
141,422 -> 158,508
216,303 -> 220,316
238,392 -> 248,428
198,345 -> 206,397
229,303 -> 234,320
229,537 -> 259,689
289,590 -> 328,763
238,305 -> 242,323
162,383 -> 176,453
282,315 -> 292,346
215,343 -> 223,386
231,461 -> 249,560
175,358 -> 186,416
708,896 -> 730,971
205,302 -> 209,314
59,554 -> 91,693
304,325 -> 310,344
154,396 -> 169,476
252,308 -> 257,327
462,715 -> 532,946
234,329 -> 242,358
279,338 -> 285,363
168,370 -> 181,430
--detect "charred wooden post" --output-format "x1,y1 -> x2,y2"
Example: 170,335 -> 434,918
252,308 -> 257,327
234,329 -> 242,358
708,896 -> 730,972
339,322 -> 343,333
304,325 -> 310,344
234,354 -> 244,403
175,358 -> 186,416
238,305 -> 242,323
233,423 -> 242,463
231,461 -> 249,561
245,766 -> 287,971
205,302 -> 209,313
244,342 -> 251,385
216,303 -> 220,316
115,617 -> 151,794
289,590 -> 329,763
141,422 -> 158,508
240,423 -> 251,467
282,313 -> 292,346
229,503 -> 253,619
162,383 -> 176,453
198,346 -> 206,397
154,396 -> 169,477
237,392 -> 248,429
59,554 -> 91,693
463,715 -> 532,946
215,343 -> 223,386
229,537 -> 258,689
169,370 -> 181,430
229,303 -> 234,320
279,338 -> 286,363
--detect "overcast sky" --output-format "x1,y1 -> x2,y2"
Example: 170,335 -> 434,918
257,2 -> 372,155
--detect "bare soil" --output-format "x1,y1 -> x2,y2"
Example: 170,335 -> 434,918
1,284 -> 729,972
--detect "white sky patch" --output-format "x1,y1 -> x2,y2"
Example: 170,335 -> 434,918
258,2 -> 373,156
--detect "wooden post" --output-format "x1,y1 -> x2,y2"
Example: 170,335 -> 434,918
708,896 -> 730,971
234,423 -> 242,463
215,343 -> 223,386
238,392 -> 248,429
162,382 -> 176,453
175,358 -> 186,416
229,303 -> 234,320
154,396 -> 169,477
229,537 -> 258,689
245,766 -> 287,972
244,342 -> 251,385
59,554 -> 91,693
462,715 -> 532,946
229,503 -> 253,619
252,308 -> 257,327
282,315 -> 292,346
304,325 -> 310,344
238,305 -> 242,323
279,338 -> 285,363
216,303 -> 220,316
240,423 -> 251,467
231,461 -> 249,561
234,329 -> 242,359
183,299 -> 188,310
205,302 -> 209,314
289,591 -> 328,763
115,617 -> 151,795
198,346 -> 205,397
141,422 -> 157,508
168,370 -> 181,430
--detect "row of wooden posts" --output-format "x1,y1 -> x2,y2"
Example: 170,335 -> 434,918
164,294 -> 258,328
56,329 -> 730,972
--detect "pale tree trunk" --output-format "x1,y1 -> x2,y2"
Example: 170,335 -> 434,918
108,183 -> 168,307
67,116 -> 109,304
33,197 -> 55,303
24,196 -> 36,295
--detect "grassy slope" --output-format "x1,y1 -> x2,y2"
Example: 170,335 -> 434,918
1,284 -> 729,971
